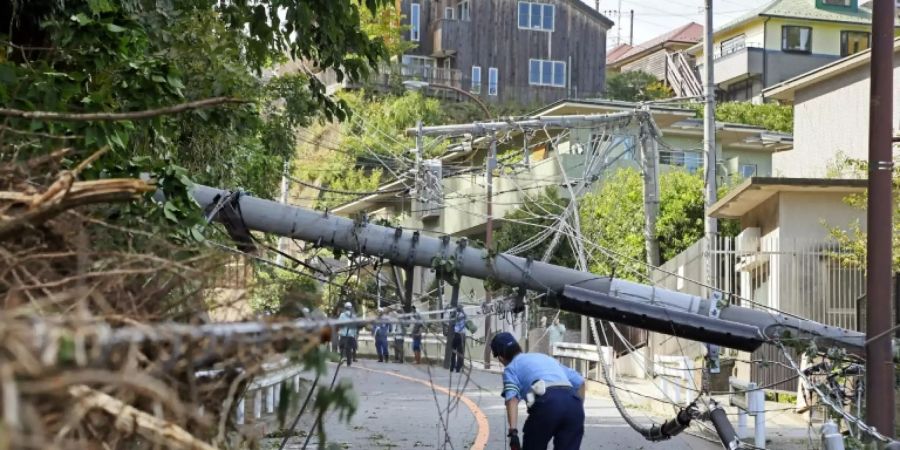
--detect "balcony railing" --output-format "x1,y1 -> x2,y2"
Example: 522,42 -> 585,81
713,41 -> 763,60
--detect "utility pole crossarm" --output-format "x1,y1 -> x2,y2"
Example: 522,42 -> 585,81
191,185 -> 866,353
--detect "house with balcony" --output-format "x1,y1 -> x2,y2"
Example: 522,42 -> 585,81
764,37 -> 900,177
606,22 -> 704,98
686,0 -> 879,102
391,0 -> 613,104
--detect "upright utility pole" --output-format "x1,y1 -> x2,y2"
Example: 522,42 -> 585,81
275,160 -> 290,265
483,132 -> 497,370
629,10 -> 634,46
864,0 -> 895,436
702,0 -> 718,238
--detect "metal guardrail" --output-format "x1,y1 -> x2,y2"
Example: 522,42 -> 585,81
232,358 -> 306,425
552,342 -> 615,381
729,377 -> 767,449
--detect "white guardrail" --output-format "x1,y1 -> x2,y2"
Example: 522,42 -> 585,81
551,342 -> 615,381
729,376 -> 766,449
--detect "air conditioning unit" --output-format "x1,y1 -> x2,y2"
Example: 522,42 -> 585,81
735,227 -> 760,254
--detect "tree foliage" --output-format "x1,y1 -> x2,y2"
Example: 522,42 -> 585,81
827,157 -> 900,271
691,102 -> 794,133
493,188 -> 575,268
605,70 -> 673,102
295,90 -> 449,209
2,0 -> 391,207
579,168 -> 738,280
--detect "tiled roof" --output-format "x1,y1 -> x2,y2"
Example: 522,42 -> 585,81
606,44 -> 633,63
607,22 -> 703,65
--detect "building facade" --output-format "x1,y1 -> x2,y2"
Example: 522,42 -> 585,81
688,0 -> 880,102
765,38 -> 900,177
394,0 -> 613,104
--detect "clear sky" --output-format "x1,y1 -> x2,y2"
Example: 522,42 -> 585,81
582,0 -> 772,48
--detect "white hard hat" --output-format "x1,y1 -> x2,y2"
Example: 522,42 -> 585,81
344,302 -> 352,309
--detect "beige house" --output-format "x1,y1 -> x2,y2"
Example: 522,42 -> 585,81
765,37 -> 900,177
649,177 -> 868,390
687,0 -> 882,102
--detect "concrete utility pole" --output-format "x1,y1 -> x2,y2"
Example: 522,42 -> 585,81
190,184 -> 866,353
483,132 -> 497,369
638,117 -> 661,268
864,0 -> 895,436
702,0 -> 718,238
275,160 -> 290,265
702,0 -> 718,292
629,10 -> 634,46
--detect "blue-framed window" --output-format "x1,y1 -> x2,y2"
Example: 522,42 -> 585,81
471,66 -> 482,93
488,67 -> 499,96
410,3 -> 421,42
518,2 -> 554,31
528,59 -> 565,87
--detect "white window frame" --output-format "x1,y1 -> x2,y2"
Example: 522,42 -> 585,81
517,1 -> 555,32
444,7 -> 455,20
528,59 -> 566,87
488,67 -> 499,96
471,65 -> 482,94
458,0 -> 471,21
410,3 -> 421,42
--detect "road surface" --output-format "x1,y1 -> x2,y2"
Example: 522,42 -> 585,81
275,359 -> 720,449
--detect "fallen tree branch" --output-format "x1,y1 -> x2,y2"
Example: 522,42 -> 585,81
0,97 -> 248,122
0,178 -> 154,239
68,385 -> 217,450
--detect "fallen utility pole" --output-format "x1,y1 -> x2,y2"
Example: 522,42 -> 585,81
191,185 -> 865,353
864,0 -> 895,436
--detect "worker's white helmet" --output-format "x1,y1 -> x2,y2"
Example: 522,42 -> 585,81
344,302 -> 352,309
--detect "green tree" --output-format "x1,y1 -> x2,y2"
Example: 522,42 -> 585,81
691,102 -> 794,133
493,188 -> 575,268
605,70 -> 674,102
295,90 -> 448,209
579,168 -> 738,279
827,157 -> 900,271
2,0 -> 392,205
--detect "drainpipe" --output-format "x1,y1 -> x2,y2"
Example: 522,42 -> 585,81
762,17 -> 771,101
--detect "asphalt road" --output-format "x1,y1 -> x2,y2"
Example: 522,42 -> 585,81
277,359 -> 721,450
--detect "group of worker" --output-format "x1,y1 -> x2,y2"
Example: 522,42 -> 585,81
336,302 -> 426,366
336,302 -> 471,371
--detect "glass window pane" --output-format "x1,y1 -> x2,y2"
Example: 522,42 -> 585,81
553,62 -> 565,86
543,5 -> 554,30
519,2 -> 529,27
531,3 -> 542,28
542,61 -> 552,85
529,60 -> 540,84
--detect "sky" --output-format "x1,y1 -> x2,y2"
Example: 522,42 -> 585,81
582,0 -> 771,48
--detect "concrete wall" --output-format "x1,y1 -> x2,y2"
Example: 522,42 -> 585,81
778,191 -> 866,241
773,51 -> 900,177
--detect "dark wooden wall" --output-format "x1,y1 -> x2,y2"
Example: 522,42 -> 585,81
397,0 -> 610,104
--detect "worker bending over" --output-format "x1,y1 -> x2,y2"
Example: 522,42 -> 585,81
490,332 -> 585,450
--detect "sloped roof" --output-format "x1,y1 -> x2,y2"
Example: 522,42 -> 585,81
718,0 -> 872,36
606,44 -> 633,64
608,22 -> 703,66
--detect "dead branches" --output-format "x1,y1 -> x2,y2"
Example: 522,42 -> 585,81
68,385 -> 218,450
0,97 -> 248,122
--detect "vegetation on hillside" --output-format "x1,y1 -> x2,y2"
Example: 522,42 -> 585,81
691,102 -> 794,133
604,70 -> 674,102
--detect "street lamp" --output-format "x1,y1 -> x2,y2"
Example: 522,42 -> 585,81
401,80 -> 492,120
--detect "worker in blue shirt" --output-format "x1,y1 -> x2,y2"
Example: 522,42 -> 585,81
490,332 -> 585,450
